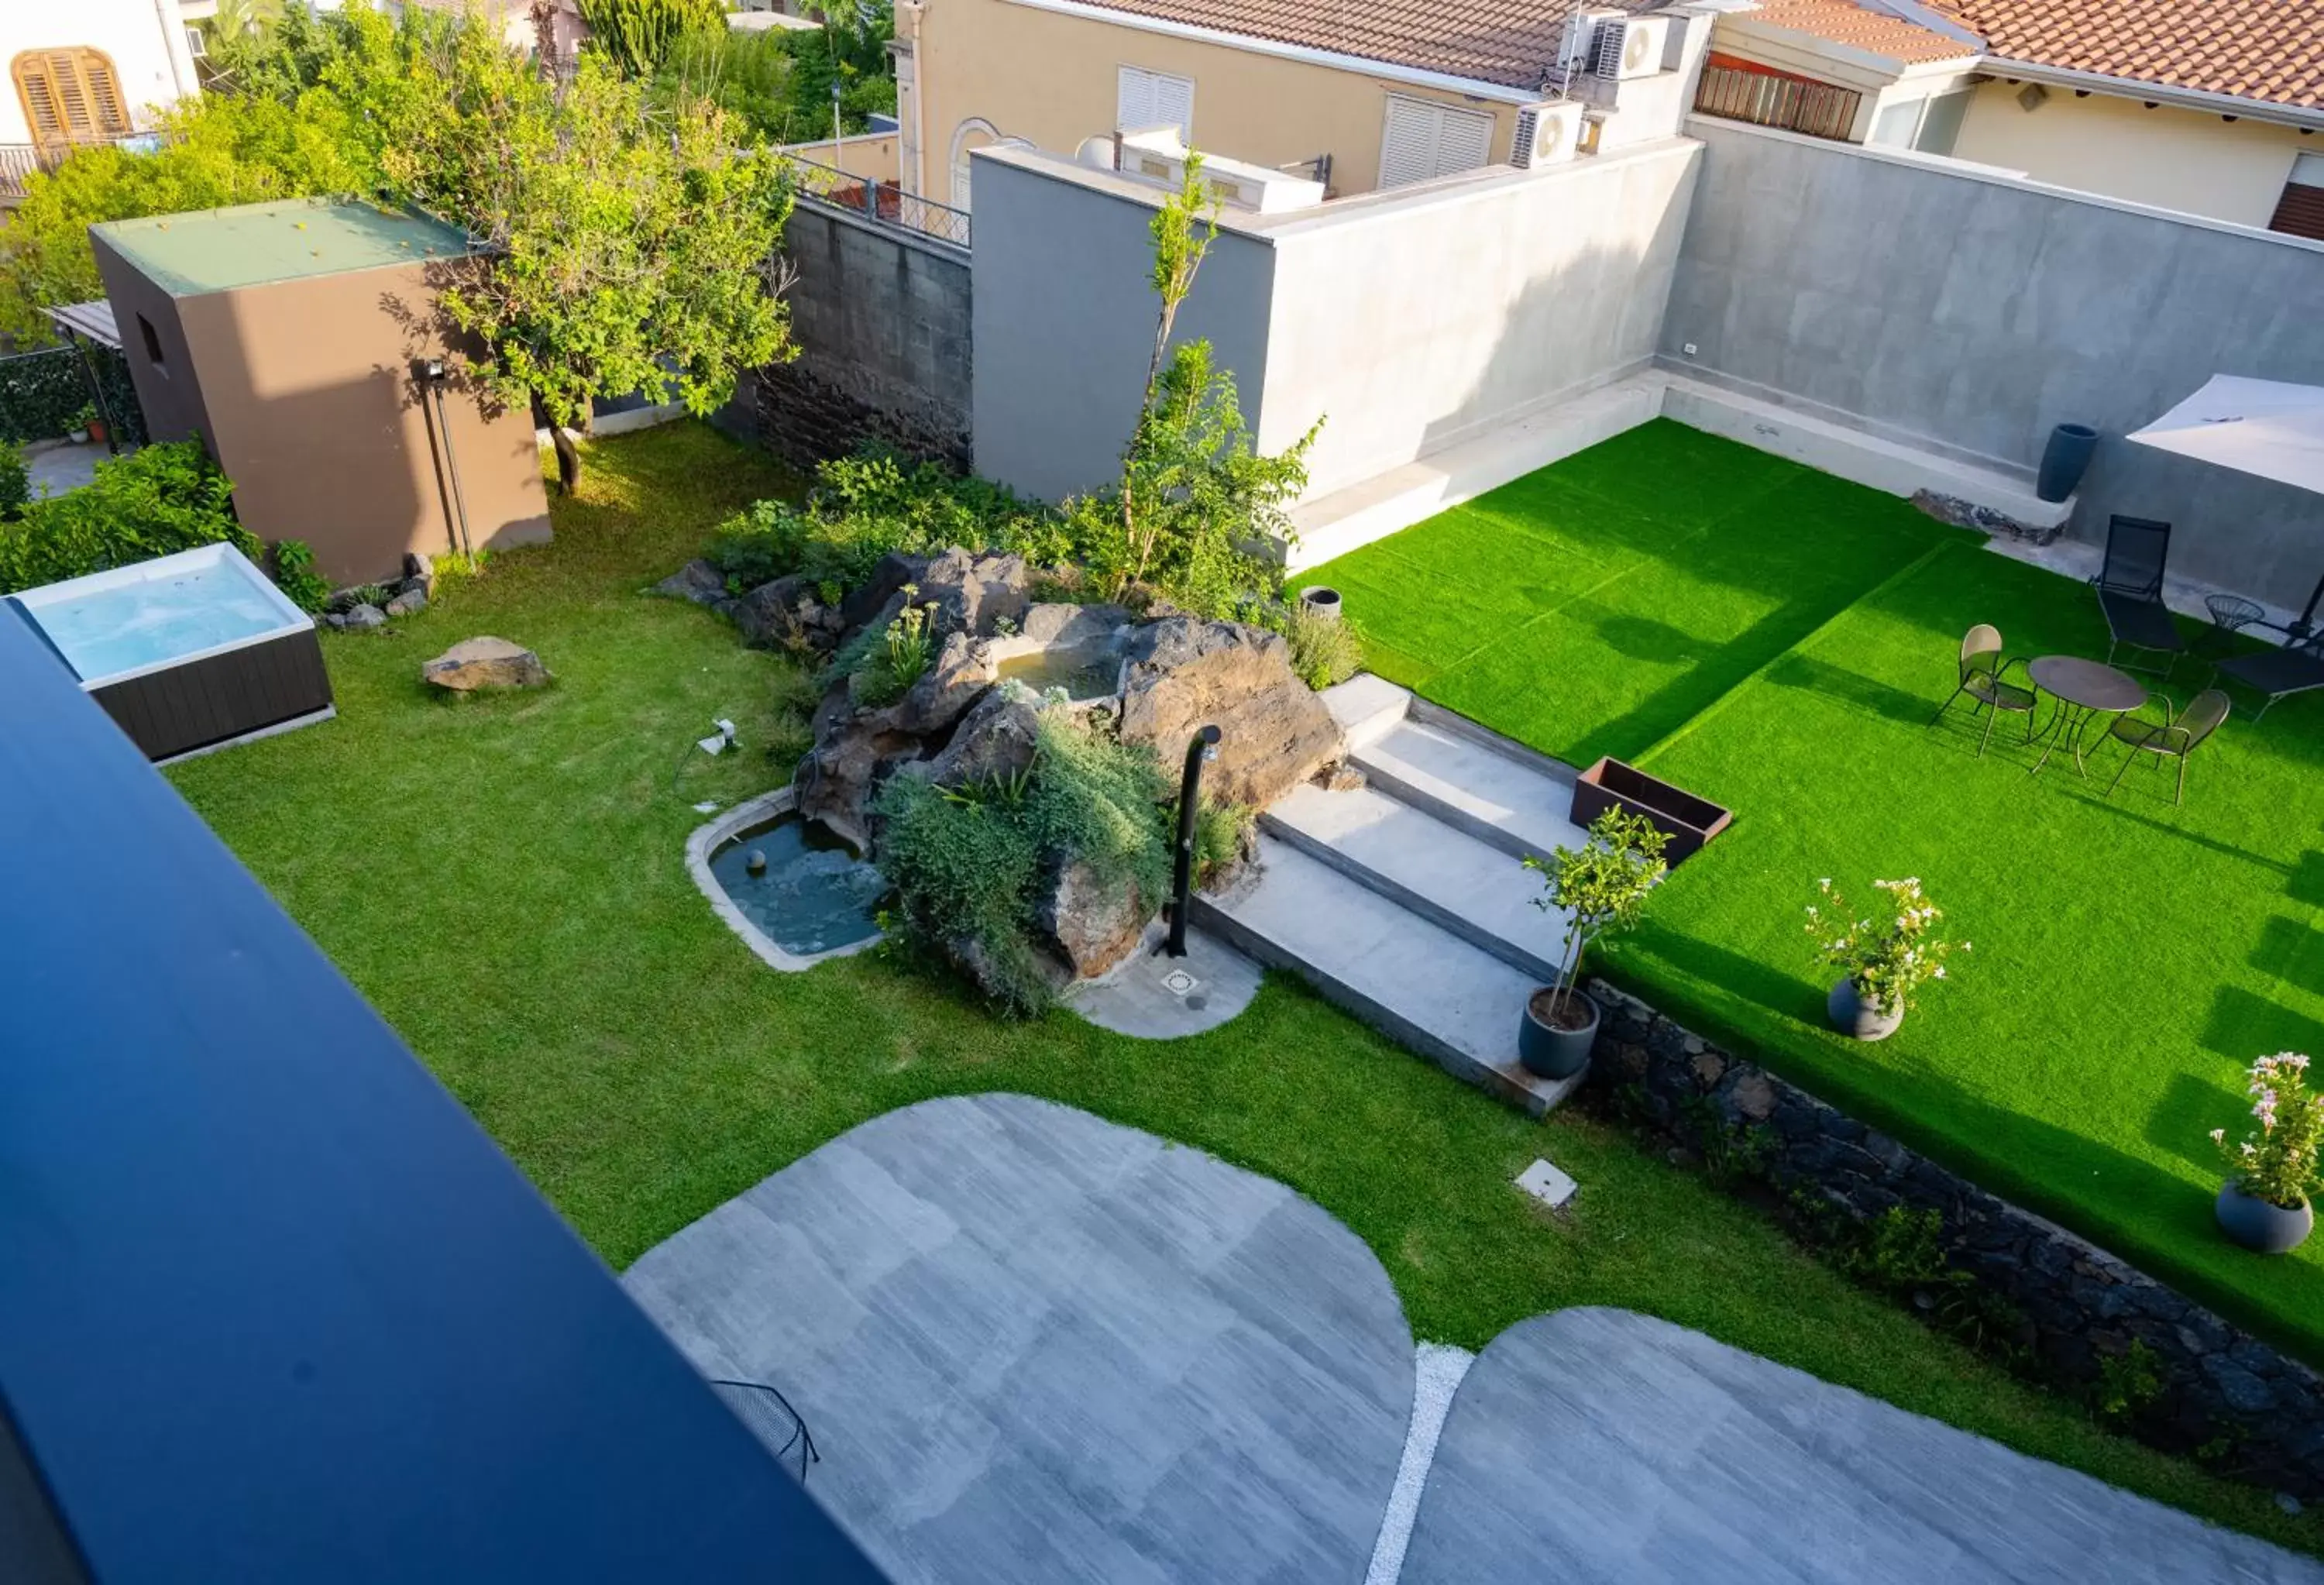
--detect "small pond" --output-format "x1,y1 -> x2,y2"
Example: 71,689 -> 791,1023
707,813 -> 888,959
994,642 -> 1122,701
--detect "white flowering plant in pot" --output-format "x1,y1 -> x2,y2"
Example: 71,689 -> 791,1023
1804,876 -> 1963,1038
2211,1054 -> 2324,1257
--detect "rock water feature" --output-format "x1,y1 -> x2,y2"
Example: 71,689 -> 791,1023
661,545 -> 1349,994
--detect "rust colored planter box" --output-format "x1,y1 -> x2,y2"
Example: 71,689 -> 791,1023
1570,757 -> 1731,865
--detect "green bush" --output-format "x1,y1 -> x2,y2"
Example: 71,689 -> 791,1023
0,440 -> 28,520
0,348 -> 93,441
850,593 -> 939,707
1239,596 -> 1363,690
707,447 -> 1074,597
873,710 -> 1174,1016
576,0 -> 725,77
268,538 -> 332,613
0,441 -> 252,595
1190,798 -> 1253,886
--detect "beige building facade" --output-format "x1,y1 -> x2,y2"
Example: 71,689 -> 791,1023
893,0 -> 1546,207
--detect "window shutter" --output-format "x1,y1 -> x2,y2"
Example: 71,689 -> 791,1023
1117,66 -> 1193,139
1435,104 -> 1494,174
13,49 -> 131,156
1380,95 -> 1495,188
1379,96 -> 1438,189
951,160 -> 972,213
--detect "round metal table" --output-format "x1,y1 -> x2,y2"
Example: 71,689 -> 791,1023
2028,655 -> 2147,778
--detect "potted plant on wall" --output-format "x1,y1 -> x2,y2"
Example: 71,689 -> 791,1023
2212,1053 -> 2322,1254
1805,875 -> 1962,1040
1519,808 -> 1668,1080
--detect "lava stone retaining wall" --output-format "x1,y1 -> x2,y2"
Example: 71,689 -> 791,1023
1585,978 -> 2324,1500
748,201 -> 971,473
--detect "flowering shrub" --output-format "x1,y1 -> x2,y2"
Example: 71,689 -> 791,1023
1804,876 -> 1965,1016
2212,1054 -> 2324,1209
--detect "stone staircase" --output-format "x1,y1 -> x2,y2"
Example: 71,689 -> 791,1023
1192,675 -> 1593,1116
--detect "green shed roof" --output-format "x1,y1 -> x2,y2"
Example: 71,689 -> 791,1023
91,198 -> 477,296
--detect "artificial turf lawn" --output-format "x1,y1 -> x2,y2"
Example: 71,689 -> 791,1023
156,421 -> 2324,1553
1304,416 -> 2324,1370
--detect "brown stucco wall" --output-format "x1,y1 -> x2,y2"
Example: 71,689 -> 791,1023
101,250 -> 552,585
91,236 -> 215,451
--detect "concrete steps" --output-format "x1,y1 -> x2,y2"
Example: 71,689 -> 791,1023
1350,717 -> 1587,866
1261,783 -> 1569,985
1192,840 -> 1583,1118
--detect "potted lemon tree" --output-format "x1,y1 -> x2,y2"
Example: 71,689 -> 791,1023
1519,808 -> 1667,1080
1805,875 -> 1961,1040
2212,1053 -> 2322,1254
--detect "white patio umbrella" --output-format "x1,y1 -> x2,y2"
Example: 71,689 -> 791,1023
2126,374 -> 2324,628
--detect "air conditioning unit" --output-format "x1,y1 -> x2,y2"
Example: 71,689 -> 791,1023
185,24 -> 207,59
1511,100 -> 1585,168
1589,15 -> 1670,80
1115,127 -> 1325,214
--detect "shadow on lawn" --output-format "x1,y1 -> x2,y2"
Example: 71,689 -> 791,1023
2145,1071 -> 2248,1173
2251,916 -> 2324,999
2201,985 -> 2324,1063
1776,650 -> 1981,731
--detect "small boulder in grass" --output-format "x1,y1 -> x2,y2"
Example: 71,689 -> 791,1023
423,636 -> 549,692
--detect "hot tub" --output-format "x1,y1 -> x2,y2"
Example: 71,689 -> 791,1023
6,543 -> 334,762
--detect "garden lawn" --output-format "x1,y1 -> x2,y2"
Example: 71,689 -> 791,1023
1303,417 -> 2324,1371
163,423 -> 2321,1555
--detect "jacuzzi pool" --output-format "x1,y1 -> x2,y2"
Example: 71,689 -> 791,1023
7,543 -> 334,762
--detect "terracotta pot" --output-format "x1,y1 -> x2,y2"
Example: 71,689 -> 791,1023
1827,978 -> 1903,1040
2216,1181 -> 2313,1254
1519,985 -> 1598,1080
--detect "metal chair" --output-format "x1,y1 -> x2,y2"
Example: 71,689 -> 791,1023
1929,624 -> 2037,756
2102,688 -> 2229,805
2214,631 -> 2324,720
2092,515 -> 2186,677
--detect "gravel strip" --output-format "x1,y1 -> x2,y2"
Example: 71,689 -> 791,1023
1364,1341 -> 1476,1585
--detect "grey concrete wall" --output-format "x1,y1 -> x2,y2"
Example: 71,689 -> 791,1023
969,147 -> 1277,506
1662,118 -> 2324,607
1260,142 -> 1700,499
755,201 -> 972,472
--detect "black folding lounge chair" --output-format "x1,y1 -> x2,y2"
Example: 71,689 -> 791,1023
2092,515 -> 2186,678
2216,633 -> 2324,720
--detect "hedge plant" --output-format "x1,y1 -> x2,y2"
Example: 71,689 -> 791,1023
0,441 -> 253,595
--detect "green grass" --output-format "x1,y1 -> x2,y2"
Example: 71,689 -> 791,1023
167,421 -> 2321,1555
1305,415 -> 2324,1370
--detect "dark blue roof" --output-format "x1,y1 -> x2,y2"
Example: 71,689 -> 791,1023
0,606 -> 881,1583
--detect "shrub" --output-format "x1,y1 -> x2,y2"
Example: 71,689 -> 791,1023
2213,1053 -> 2324,1209
1190,798 -> 1253,886
268,539 -> 331,613
0,441 -> 251,595
707,497 -> 808,591
0,440 -> 28,519
1806,875 -> 1964,1016
872,711 -> 1174,1016
1284,606 -> 1363,691
851,592 -> 940,707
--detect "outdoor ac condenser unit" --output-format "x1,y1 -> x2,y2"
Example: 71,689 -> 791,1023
1511,101 -> 1586,168
1115,127 -> 1325,214
1589,15 -> 1671,80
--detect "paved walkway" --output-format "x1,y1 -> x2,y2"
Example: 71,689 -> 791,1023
623,1094 -> 1415,1583
1402,1308 -> 2324,1585
25,438 -> 105,499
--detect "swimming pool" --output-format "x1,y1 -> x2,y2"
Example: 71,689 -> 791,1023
8,544 -> 334,762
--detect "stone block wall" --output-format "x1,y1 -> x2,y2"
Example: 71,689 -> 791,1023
1586,978 -> 2324,1500
749,201 -> 971,473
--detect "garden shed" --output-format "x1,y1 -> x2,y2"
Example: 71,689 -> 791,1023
91,198 -> 552,583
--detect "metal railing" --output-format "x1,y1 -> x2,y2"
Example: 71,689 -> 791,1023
1693,61 -> 1862,143
787,153 -> 971,251
1,134 -> 170,202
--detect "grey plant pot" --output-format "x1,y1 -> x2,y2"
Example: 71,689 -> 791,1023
2036,422 -> 2099,504
1298,586 -> 1343,624
1519,985 -> 1599,1080
2216,1181 -> 2313,1254
1827,978 -> 1903,1041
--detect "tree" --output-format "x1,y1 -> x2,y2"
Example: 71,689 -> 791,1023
573,0 -> 724,78
1525,808 -> 1669,1027
367,15 -> 795,469
1090,155 -> 1317,615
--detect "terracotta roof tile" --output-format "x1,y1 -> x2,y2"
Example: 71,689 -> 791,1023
1741,0 -> 1979,65
1063,0 -> 1593,91
1931,0 -> 2324,110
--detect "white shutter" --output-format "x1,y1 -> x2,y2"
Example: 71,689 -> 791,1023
1117,66 -> 1194,139
951,160 -> 972,212
1435,104 -> 1494,174
1379,95 -> 1496,189
1379,95 -> 1438,189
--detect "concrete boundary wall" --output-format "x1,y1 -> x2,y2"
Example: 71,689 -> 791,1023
1662,117 -> 2324,608
968,140 -> 1702,510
